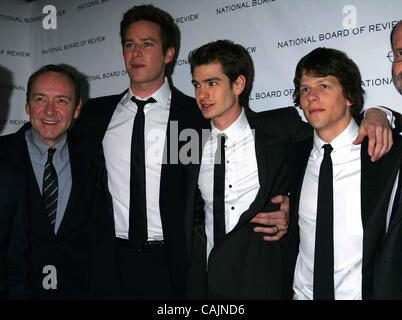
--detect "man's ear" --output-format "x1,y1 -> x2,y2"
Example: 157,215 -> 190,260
164,47 -> 175,64
25,102 -> 30,115
73,99 -> 82,119
233,74 -> 246,96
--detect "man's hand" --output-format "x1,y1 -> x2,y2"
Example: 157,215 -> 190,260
250,195 -> 289,241
353,108 -> 393,162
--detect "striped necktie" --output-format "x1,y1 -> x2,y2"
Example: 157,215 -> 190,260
43,148 -> 58,227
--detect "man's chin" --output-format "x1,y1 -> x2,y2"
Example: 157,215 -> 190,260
393,74 -> 402,95
397,85 -> 402,96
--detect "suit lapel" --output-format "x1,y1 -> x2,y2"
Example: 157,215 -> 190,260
360,137 -> 402,298
236,122 -> 269,226
360,138 -> 396,254
292,139 -> 313,217
184,120 -> 211,252
287,138 -> 312,240
56,134 -> 84,235
159,88 -> 180,210
58,91 -> 125,235
283,138 -> 312,297
360,141 -> 379,234
387,172 -> 402,232
15,124 -> 56,236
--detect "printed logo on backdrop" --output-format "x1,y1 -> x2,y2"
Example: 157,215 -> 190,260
277,4 -> 399,49
0,116 -> 28,127
26,8 -> 65,25
42,35 -> 106,55
251,76 -> 394,103
216,0 -> 276,15
362,76 -> 393,88
2,119 -> 29,127
0,14 -> 24,23
0,8 -> 65,25
175,13 -> 199,24
87,69 -> 128,82
0,48 -> 30,58
77,0 -> 112,10
0,82 -> 27,128
175,46 -> 257,69
250,87 -> 295,102
277,19 -> 399,48
0,83 -> 25,91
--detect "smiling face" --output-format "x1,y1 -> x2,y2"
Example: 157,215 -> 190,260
26,71 -> 81,147
191,62 -> 245,130
300,72 -> 352,142
123,20 -> 174,97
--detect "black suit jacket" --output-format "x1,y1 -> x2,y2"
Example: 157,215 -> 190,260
283,134 -> 402,300
0,160 -> 30,299
185,107 -> 311,299
73,87 -> 209,299
374,157 -> 402,299
0,123 -> 107,299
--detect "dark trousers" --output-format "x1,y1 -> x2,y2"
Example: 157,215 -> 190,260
116,240 -> 173,300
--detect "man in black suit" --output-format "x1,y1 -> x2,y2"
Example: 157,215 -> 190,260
185,40 -> 397,300
74,4 -> 207,300
74,5 -> 289,299
283,47 -> 402,300
374,20 -> 402,299
0,64 -> 106,299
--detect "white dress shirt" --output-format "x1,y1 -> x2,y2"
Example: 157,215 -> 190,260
102,79 -> 171,240
198,108 -> 260,259
293,119 -> 397,300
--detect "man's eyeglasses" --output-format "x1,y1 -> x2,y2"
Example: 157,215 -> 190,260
388,49 -> 402,62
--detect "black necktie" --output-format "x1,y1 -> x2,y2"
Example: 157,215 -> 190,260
213,134 -> 226,246
129,96 -> 156,248
43,148 -> 58,227
313,144 -> 334,300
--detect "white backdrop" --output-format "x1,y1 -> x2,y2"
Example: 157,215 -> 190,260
0,0 -> 401,135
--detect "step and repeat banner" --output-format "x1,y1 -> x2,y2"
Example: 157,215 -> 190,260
0,0 -> 401,135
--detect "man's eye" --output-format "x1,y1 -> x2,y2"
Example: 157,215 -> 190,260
58,98 -> 68,104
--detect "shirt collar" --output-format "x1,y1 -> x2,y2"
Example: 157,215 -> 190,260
121,77 -> 171,111
312,118 -> 359,160
27,128 -> 69,163
211,107 -> 249,146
